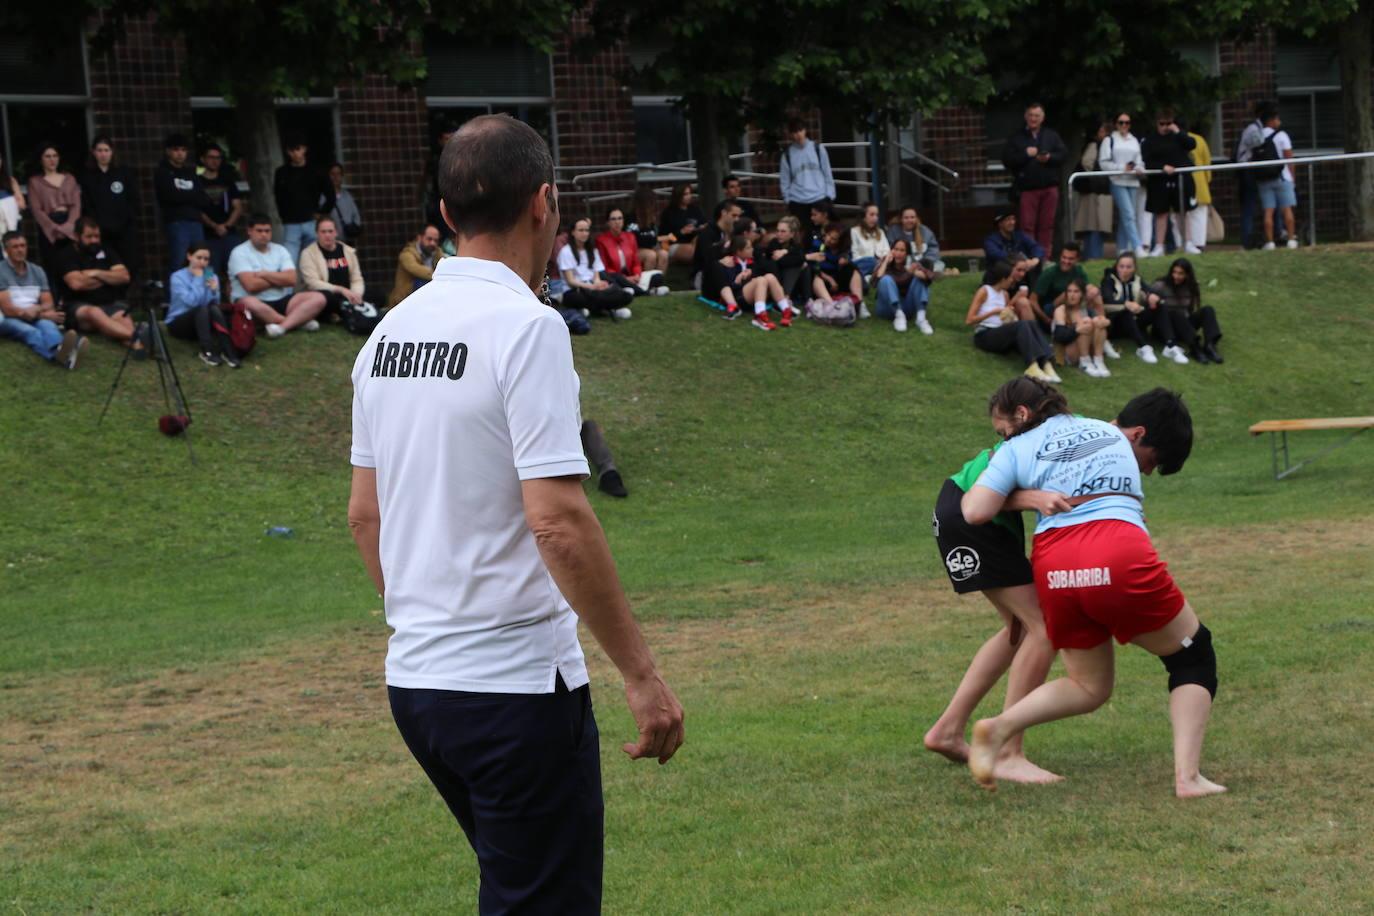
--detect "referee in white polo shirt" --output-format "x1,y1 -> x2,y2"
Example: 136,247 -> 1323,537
347,114 -> 684,914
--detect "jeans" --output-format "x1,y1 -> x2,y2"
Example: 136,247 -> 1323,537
873,275 -> 928,319
1082,231 -> 1106,260
165,220 -> 206,278
1239,172 -> 1258,247
281,221 -> 316,264
206,231 -> 244,284
1109,184 -> 1141,253
0,316 -> 63,360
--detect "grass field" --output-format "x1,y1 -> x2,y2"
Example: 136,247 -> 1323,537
3,247 -> 1374,913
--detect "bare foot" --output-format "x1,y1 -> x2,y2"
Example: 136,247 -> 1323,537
968,719 -> 1002,791
1176,774 -> 1228,798
923,725 -> 970,763
994,755 -> 1064,784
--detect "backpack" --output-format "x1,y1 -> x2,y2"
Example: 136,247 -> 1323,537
228,303 -> 256,356
1251,132 -> 1285,181
805,295 -> 856,327
340,299 -> 382,336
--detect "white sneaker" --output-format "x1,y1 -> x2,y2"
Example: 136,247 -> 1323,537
1079,357 -> 1103,378
653,286 -> 670,296
859,303 -> 872,320
303,319 -> 320,332
1136,345 -> 1158,364
265,323 -> 285,339
1184,243 -> 1203,255
1102,340 -> 1120,359
892,310 -> 908,332
1161,345 -> 1189,365
1040,363 -> 1063,383
612,307 -> 633,320
1149,245 -> 1165,257
1093,355 -> 1111,377
1286,239 -> 1299,249
1261,241 -> 1276,251
916,315 -> 934,335
581,309 -> 590,318
1135,247 -> 1151,259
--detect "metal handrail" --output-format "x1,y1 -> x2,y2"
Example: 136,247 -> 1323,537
1067,150 -> 1374,249
893,142 -> 960,180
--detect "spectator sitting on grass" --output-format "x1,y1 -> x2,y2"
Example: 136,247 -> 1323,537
557,217 -> 633,320
595,206 -> 668,296
721,174 -> 761,225
707,234 -> 792,329
752,215 -> 808,303
813,221 -> 866,312
1051,278 -> 1112,378
848,201 -> 891,284
56,217 -> 144,355
885,206 -> 945,273
1031,242 -> 1102,332
693,199 -> 742,288
983,212 -> 1043,273
1148,257 -> 1223,365
1099,252 -> 1158,364
388,225 -> 440,308
660,183 -> 705,266
1006,255 -> 1037,321
804,201 -> 832,253
0,230 -> 83,369
298,216 -> 365,322
872,238 -> 930,334
228,213 -> 326,337
166,241 -> 239,367
628,186 -> 670,275
965,260 -> 1059,383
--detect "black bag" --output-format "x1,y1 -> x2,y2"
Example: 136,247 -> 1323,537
1251,132 -> 1285,181
341,299 -> 382,335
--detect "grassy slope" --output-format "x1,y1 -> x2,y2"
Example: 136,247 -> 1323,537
2,248 -> 1373,911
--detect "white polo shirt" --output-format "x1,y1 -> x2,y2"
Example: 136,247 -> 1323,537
350,255 -> 591,694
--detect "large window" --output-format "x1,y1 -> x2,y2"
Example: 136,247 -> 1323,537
1178,42 -> 1224,156
632,98 -> 690,165
1277,40 -> 1343,152
190,100 -> 340,182
0,32 -> 89,179
422,38 -> 554,157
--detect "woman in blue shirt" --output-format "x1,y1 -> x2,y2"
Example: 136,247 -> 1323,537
166,242 -> 240,367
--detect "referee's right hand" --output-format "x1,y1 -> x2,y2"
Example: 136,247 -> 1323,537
622,672 -> 685,765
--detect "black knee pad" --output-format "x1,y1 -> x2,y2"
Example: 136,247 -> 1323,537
1161,623 -> 1217,699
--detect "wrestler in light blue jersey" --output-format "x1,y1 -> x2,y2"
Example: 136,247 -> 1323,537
975,414 -> 1146,535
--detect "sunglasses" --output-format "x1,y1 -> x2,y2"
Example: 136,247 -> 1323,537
1117,119 -> 1131,125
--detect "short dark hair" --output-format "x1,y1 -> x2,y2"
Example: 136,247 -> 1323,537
186,240 -> 211,257
1156,106 -> 1177,122
1256,100 -> 1279,122
247,212 -> 272,228
732,217 -> 755,236
1117,388 -> 1193,475
283,132 -> 307,151
713,199 -> 741,221
439,114 -> 555,237
729,234 -> 751,254
163,133 -> 189,149
2,230 -> 24,247
201,143 -> 225,159
1060,241 -> 1081,256
75,215 -> 101,234
988,377 -> 1070,430
721,174 -> 739,188
786,117 -> 806,133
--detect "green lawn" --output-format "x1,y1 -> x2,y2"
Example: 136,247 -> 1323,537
3,248 -> 1373,912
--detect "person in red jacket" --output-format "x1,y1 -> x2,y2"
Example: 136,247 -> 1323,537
595,206 -> 668,296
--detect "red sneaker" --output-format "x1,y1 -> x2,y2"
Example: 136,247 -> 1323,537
751,313 -> 776,331
779,306 -> 794,327
723,305 -> 741,321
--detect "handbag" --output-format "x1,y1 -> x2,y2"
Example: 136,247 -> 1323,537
1206,206 -> 1225,243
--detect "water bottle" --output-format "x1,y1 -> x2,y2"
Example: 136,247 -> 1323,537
265,526 -> 295,539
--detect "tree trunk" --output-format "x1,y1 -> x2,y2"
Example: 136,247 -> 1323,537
1338,2 -> 1374,241
232,88 -> 283,231
689,95 -> 728,215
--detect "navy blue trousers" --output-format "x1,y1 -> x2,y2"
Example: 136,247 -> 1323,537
389,679 -> 604,915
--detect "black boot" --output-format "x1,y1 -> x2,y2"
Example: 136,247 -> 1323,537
1203,342 -> 1223,364
598,469 -> 628,498
1190,343 -> 1211,364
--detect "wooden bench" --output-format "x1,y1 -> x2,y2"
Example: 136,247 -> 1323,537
1248,417 -> 1374,479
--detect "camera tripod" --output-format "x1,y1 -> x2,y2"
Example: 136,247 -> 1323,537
98,279 -> 197,464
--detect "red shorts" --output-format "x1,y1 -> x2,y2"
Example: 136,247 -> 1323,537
1031,520 -> 1186,650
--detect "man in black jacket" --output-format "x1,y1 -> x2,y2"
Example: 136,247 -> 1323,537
154,133 -> 205,276
1141,108 -> 1197,256
1002,103 -> 1067,257
274,135 -> 335,264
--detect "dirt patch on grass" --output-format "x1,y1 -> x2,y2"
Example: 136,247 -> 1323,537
3,517 -> 1370,843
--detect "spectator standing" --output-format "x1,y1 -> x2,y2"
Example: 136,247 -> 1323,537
274,136 -> 335,263
1141,108 -> 1196,257
79,137 -> 139,276
197,144 -> 245,284
1072,121 -> 1113,260
721,174 -> 761,225
595,207 -> 667,295
228,213 -> 327,336
1234,101 -> 1274,250
298,216 -> 365,321
56,217 -> 142,352
627,186 -> 669,274
0,153 -> 27,234
965,260 -> 1059,382
26,143 -> 81,270
1184,126 -> 1214,255
1098,252 -> 1158,363
0,230 -> 83,368
659,183 -> 705,266
1257,111 -> 1299,250
166,241 -> 239,367
1098,112 -> 1146,258
1002,103 -> 1067,255
1148,257 -> 1223,364
388,225 -> 441,308
153,133 -> 205,277
557,217 -> 634,319
328,162 -> 362,244
779,118 -> 836,227
848,201 -> 891,281
983,212 -> 1043,272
